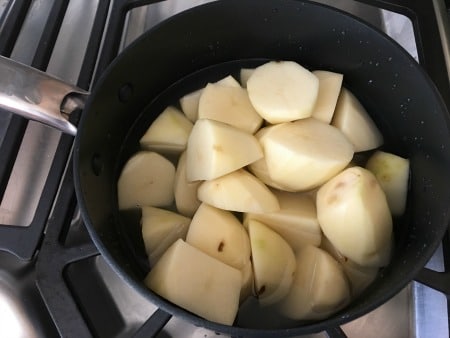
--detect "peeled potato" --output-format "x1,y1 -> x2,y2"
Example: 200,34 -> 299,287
260,118 -> 354,191
244,190 -> 321,251
240,68 -> 255,88
145,239 -> 241,325
180,89 -> 202,122
248,219 -> 296,306
240,260 -> 254,302
311,70 -> 343,123
216,74 -> 241,87
278,245 -> 350,320
198,83 -> 263,133
185,119 -> 263,181
173,151 -> 201,217
247,60 -> 319,123
332,88 -> 383,152
365,150 -> 410,216
197,169 -> 280,213
316,166 -> 393,267
186,203 -> 251,270
140,106 -> 193,154
320,236 -> 378,297
141,206 -> 191,265
117,151 -> 175,209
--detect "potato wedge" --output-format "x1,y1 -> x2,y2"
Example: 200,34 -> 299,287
247,60 -> 319,123
180,89 -> 202,122
145,239 -> 241,325
316,166 -> 393,267
117,151 -> 175,209
332,88 -> 383,152
197,169 -> 280,213
244,190 -> 321,251
278,245 -> 350,320
140,106 -> 193,154
186,203 -> 251,270
311,70 -> 343,123
141,206 -> 191,265
260,118 -> 354,191
365,150 -> 410,216
198,83 -> 263,133
173,151 -> 201,217
249,219 -> 296,306
186,119 -> 263,181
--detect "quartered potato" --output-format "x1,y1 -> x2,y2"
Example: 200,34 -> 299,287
117,151 -> 175,209
197,169 -> 280,213
260,118 -> 354,191
198,83 -> 263,133
365,150 -> 410,216
140,106 -> 193,154
141,206 -> 191,265
332,88 -> 383,152
248,219 -> 296,306
278,245 -> 350,320
316,166 -> 393,267
186,119 -> 263,181
186,203 -> 251,270
145,239 -> 241,325
247,60 -> 319,123
244,190 -> 321,251
311,70 -> 343,123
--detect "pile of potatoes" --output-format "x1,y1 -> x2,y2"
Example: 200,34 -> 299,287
117,60 -> 410,326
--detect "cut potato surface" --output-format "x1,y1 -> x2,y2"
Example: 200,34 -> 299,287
260,118 -> 354,191
141,206 -> 191,265
145,239 -> 241,325
247,60 -> 319,123
186,203 -> 251,270
332,88 -> 383,152
140,106 -> 193,154
365,150 -> 410,216
249,219 -> 296,306
198,169 -> 280,213
316,166 -> 393,267
186,119 -> 263,181
198,83 -> 263,133
311,70 -> 343,123
180,89 -> 202,122
173,151 -> 202,217
240,68 -> 255,88
278,245 -> 350,320
117,151 -> 175,209
244,190 -> 321,251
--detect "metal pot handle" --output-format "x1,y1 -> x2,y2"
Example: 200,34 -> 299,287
0,55 -> 89,136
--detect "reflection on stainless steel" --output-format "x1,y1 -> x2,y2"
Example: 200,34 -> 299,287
0,1 -> 448,337
0,55 -> 87,135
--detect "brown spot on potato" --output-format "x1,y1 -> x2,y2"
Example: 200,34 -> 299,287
218,241 -> 225,252
256,285 -> 266,296
327,194 -> 338,205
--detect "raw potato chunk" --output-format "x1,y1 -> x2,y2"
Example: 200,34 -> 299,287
365,150 -> 410,216
320,236 -> 378,297
174,152 -> 201,217
278,245 -> 350,320
240,260 -> 254,302
198,83 -> 263,133
240,68 -> 255,88
260,118 -> 354,191
244,191 -> 321,252
247,60 -> 319,123
197,169 -> 280,213
186,119 -> 263,181
140,106 -> 193,154
216,74 -> 241,87
249,220 -> 296,306
145,239 -> 241,325
186,203 -> 251,270
311,70 -> 343,123
117,151 -> 175,209
316,166 -> 393,267
180,89 -> 202,122
332,88 -> 383,152
141,206 -> 191,265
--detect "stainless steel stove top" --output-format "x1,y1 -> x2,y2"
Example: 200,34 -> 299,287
0,1 -> 448,337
